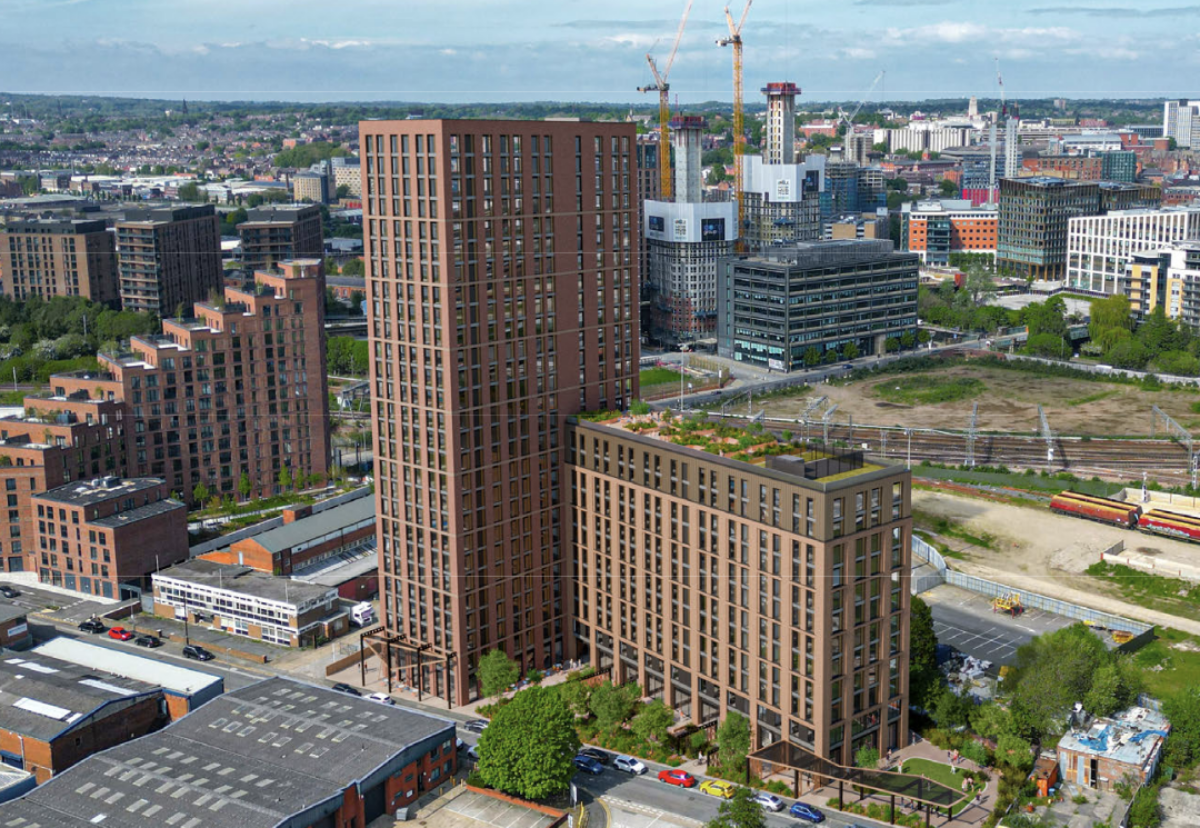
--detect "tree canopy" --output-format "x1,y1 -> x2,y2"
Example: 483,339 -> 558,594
705,786 -> 766,828
476,686 -> 580,801
477,649 -> 521,699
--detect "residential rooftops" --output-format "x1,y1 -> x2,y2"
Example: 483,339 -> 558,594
36,477 -> 164,508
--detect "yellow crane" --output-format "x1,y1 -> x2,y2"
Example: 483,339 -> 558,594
718,0 -> 752,246
637,0 -> 694,200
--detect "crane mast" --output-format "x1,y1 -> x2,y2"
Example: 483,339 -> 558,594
636,0 -> 693,200
718,0 -> 752,248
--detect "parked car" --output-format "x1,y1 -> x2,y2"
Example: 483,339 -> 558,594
572,755 -> 604,776
182,644 -> 215,661
366,692 -> 395,705
657,769 -> 697,788
699,780 -> 737,799
0,585 -> 19,599
108,627 -> 135,641
466,745 -> 479,761
330,683 -> 361,696
614,755 -> 647,775
579,748 -> 613,765
789,803 -> 825,823
78,619 -> 106,634
753,793 -> 784,811
134,635 -> 162,648
462,719 -> 489,734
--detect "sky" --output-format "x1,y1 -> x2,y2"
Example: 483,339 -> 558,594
0,0 -> 1196,104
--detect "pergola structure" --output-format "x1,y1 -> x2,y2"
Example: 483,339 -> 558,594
748,740 -> 964,827
359,626 -> 456,709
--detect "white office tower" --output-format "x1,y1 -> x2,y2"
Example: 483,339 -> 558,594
643,116 -> 737,344
762,82 -> 799,165
1164,100 -> 1200,148
1004,118 -> 1019,185
968,96 -> 979,119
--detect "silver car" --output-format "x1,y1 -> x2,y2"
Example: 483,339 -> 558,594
613,755 -> 647,775
753,792 -> 784,812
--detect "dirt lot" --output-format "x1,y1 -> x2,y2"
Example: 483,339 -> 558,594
913,488 -> 1200,630
760,364 -> 1200,437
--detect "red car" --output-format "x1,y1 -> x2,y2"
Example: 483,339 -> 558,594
658,769 -> 696,788
108,627 -> 135,641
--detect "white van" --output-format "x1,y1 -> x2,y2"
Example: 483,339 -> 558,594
349,602 -> 375,627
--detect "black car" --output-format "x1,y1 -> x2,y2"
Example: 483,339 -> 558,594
462,719 -> 489,734
579,747 -> 613,765
182,644 -> 215,661
134,635 -> 162,648
78,619 -> 107,634
331,683 -> 362,696
0,586 -> 19,599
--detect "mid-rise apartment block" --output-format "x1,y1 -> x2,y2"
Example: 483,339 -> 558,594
46,260 -> 330,504
569,415 -> 913,761
1067,207 -> 1200,294
0,218 -> 118,305
294,170 -> 331,204
901,199 -> 998,265
1122,242 -> 1200,326
115,204 -> 222,315
238,204 -> 323,272
997,178 -> 1101,280
32,477 -> 186,599
717,240 -> 918,369
1164,100 -> 1200,148
360,118 -> 639,704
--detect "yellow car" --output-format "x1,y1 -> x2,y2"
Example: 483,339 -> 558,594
699,780 -> 737,799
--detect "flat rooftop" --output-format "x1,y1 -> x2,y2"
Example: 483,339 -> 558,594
156,558 -> 335,606
579,413 -> 891,486
241,496 -> 374,555
0,676 -> 456,828
0,602 -> 25,626
37,477 -> 164,508
33,637 -> 222,698
424,789 -> 557,828
1058,706 -> 1169,767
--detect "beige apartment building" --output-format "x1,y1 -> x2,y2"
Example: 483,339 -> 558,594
0,218 -> 119,304
568,415 -> 912,764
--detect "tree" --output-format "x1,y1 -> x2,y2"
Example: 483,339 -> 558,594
708,164 -> 729,184
476,686 -> 581,801
803,347 -> 822,367
900,330 -> 916,350
631,699 -> 675,744
994,732 -> 1034,774
717,711 -> 751,772
1089,294 -> 1133,352
1137,305 -> 1187,357
938,178 -> 958,197
933,687 -> 973,729
1007,624 -> 1112,739
177,182 -> 203,202
909,596 -> 939,707
589,681 -> 638,729
917,329 -> 932,345
341,258 -> 365,277
336,183 -> 351,199
277,466 -> 293,492
1163,689 -> 1200,766
970,702 -> 1016,742
842,341 -> 860,361
706,786 -> 766,828
854,746 -> 880,769
191,481 -> 209,505
557,676 -> 593,718
885,337 -> 901,353
478,648 -> 521,699
963,264 -> 998,307
238,472 -> 252,500
1023,332 -> 1070,359
822,348 -> 839,365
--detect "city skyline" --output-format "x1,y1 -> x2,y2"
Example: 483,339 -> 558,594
0,0 -> 1197,102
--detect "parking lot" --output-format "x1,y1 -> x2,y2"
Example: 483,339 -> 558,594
923,584 -> 1076,667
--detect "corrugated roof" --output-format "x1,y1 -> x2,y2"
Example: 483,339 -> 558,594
239,496 -> 374,555
34,638 -> 222,697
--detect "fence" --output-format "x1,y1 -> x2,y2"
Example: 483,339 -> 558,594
911,536 -> 948,594
944,570 -> 1153,637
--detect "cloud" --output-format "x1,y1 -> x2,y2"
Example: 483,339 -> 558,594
555,19 -> 725,31
884,22 -> 1081,45
1029,5 -> 1200,16
855,0 -> 960,5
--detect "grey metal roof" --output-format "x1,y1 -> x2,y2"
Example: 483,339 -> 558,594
0,649 -> 160,741
0,677 -> 455,828
240,497 -> 374,555
33,638 -> 222,698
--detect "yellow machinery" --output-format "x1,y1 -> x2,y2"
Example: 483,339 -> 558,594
636,0 -> 694,201
992,593 -> 1023,615
717,1 -> 752,249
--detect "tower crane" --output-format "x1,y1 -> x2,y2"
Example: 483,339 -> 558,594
838,69 -> 886,128
637,0 -> 694,200
717,0 -> 752,247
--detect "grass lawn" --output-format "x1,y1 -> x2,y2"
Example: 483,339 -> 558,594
640,367 -> 685,387
874,375 -> 985,406
1132,627 -> 1200,698
1084,561 -> 1200,623
898,758 -> 978,815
